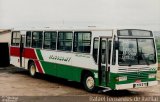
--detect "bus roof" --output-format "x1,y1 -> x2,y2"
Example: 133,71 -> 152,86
12,27 -> 115,31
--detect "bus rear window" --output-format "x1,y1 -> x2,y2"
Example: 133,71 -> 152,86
26,31 -> 31,47
11,31 -> 21,46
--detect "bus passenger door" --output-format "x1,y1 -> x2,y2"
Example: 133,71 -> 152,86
98,37 -> 110,86
20,35 -> 25,67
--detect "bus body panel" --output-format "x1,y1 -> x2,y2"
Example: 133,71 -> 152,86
10,46 -> 100,84
10,29 -> 158,90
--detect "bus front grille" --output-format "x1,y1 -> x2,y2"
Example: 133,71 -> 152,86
118,67 -> 151,80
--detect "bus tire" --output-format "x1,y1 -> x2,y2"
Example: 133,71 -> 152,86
29,62 -> 37,77
83,73 -> 96,92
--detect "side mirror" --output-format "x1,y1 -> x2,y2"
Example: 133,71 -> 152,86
115,41 -> 119,49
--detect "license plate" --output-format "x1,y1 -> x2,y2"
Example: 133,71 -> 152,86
133,82 -> 148,88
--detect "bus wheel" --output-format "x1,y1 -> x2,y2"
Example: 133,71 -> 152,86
83,73 -> 96,92
29,62 -> 37,77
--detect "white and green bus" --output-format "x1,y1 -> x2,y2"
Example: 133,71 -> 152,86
10,28 -> 158,92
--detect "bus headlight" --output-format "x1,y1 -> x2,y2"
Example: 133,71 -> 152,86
116,76 -> 127,81
148,74 -> 156,79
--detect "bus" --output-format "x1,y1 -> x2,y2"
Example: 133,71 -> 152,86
10,28 -> 158,92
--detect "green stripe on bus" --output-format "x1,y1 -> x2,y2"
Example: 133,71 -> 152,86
36,49 -> 44,61
40,61 -> 99,86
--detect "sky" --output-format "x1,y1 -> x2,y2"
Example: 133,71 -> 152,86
0,0 -> 160,31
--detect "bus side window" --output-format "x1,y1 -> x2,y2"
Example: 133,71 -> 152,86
101,40 -> 107,64
11,31 -> 21,46
74,32 -> 91,53
44,31 -> 57,50
32,31 -> 43,48
57,32 -> 73,51
112,40 -> 116,65
26,31 -> 31,47
108,40 -> 112,64
93,38 -> 98,63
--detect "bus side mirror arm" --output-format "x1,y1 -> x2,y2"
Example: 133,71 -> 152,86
115,41 -> 119,50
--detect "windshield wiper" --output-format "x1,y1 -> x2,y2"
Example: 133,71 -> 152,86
141,53 -> 150,65
128,60 -> 132,66
139,49 -> 150,65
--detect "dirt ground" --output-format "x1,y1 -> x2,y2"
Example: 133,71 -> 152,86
0,66 -> 160,101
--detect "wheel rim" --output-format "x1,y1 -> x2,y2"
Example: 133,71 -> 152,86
86,76 -> 94,89
30,65 -> 36,76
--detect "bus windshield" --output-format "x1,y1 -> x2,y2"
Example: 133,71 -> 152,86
118,38 -> 156,66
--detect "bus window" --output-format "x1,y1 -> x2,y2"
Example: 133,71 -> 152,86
11,31 -> 21,46
93,38 -> 112,64
74,32 -> 91,53
112,40 -> 116,65
108,40 -> 112,64
26,31 -> 31,47
44,31 -> 57,50
118,38 -> 156,65
32,31 -> 43,48
101,39 -> 107,64
118,39 -> 138,65
57,32 -> 73,51
138,39 -> 156,64
93,38 -> 98,63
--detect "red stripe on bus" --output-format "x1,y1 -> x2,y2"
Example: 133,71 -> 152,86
10,46 -> 44,73
23,48 -> 37,59
34,60 -> 43,73
10,47 -> 20,57
10,47 -> 37,59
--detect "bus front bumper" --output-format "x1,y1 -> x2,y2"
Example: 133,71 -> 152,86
115,81 -> 158,90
